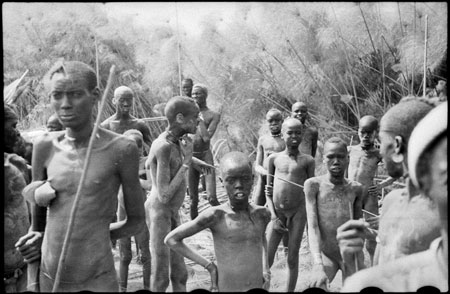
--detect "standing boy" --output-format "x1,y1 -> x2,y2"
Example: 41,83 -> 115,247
347,115 -> 395,264
117,129 -> 151,291
15,61 -> 145,292
165,152 -> 271,292
145,96 -> 214,292
265,117 -> 315,291
188,84 -> 221,219
253,108 -> 285,206
291,102 -> 318,158
305,137 -> 365,289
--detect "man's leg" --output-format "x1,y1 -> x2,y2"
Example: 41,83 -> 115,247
169,211 -> 188,292
204,149 -> 219,206
149,210 -> 171,292
321,252 -> 341,290
188,163 -> 200,220
266,217 -> 284,267
136,228 -> 151,290
363,194 -> 379,265
286,211 -> 306,292
118,237 -> 132,292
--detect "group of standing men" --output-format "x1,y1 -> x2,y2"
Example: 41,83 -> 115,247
4,59 -> 447,292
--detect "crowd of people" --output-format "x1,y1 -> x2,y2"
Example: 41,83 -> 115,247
4,60 -> 447,292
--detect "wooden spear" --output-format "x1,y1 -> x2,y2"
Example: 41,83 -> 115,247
52,65 -> 116,292
423,15 -> 428,98
348,201 -> 359,272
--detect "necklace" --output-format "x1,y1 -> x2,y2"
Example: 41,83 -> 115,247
271,133 -> 282,138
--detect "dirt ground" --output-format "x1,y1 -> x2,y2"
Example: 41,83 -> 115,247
113,178 -> 371,292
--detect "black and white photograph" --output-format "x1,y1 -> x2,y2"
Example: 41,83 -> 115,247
3,2 -> 447,292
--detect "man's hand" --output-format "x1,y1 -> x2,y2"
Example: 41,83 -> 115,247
180,135 -> 194,164
262,271 -> 271,290
34,181 -> 56,207
365,215 -> 379,230
265,185 -> 273,198
309,264 -> 328,289
367,185 -> 380,197
255,165 -> 267,176
336,219 -> 368,265
206,262 -> 219,292
193,160 -> 215,175
15,231 -> 44,263
272,218 -> 288,234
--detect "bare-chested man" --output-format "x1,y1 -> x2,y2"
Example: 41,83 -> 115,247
145,96 -> 214,292
101,86 -> 152,151
15,61 -> 145,292
342,102 -> 447,291
165,151 -> 271,292
305,137 -> 365,289
337,97 -> 441,274
291,101 -> 318,158
265,117 -> 315,291
117,129 -> 151,292
188,84 -> 221,219
46,113 -> 64,132
347,115 -> 395,264
4,104 -> 31,293
253,108 -> 285,206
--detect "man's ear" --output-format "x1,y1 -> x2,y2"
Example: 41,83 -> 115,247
175,113 -> 184,124
394,135 -> 404,155
92,87 -> 101,103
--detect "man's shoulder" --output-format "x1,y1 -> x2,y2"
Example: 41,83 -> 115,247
34,131 -> 63,147
342,249 -> 439,292
304,175 -> 323,186
249,203 -> 271,216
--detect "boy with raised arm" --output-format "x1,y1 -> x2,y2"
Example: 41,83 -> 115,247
165,151 -> 271,292
265,117 -> 315,291
15,61 -> 145,292
347,115 -> 395,264
305,137 -> 365,289
253,108 -> 285,206
144,96 -> 214,292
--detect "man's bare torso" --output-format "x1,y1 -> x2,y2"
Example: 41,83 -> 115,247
347,145 -> 381,187
299,124 -> 318,156
259,135 -> 285,170
377,188 -> 441,264
193,109 -> 219,152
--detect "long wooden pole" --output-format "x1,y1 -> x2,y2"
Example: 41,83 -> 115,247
348,201 -> 359,272
175,2 -> 183,96
52,65 -> 116,292
423,15 -> 428,98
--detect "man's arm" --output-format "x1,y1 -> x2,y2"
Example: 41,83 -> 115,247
265,155 -> 277,220
307,157 -> 315,179
261,209 -> 271,290
254,137 -> 267,176
110,139 -> 145,240
154,137 -> 193,204
353,185 -> 365,220
311,128 -> 318,158
304,179 -> 328,288
165,208 -> 219,291
206,111 -> 220,139
137,120 -> 152,149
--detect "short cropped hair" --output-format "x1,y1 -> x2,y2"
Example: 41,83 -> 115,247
164,96 -> 199,123
47,60 -> 97,91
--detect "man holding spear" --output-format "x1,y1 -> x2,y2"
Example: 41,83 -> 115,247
16,61 -> 145,292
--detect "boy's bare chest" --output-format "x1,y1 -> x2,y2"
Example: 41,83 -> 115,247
275,156 -> 308,175
349,148 -> 379,169
109,120 -> 138,134
217,214 -> 263,243
263,137 -> 285,156
318,183 -> 356,206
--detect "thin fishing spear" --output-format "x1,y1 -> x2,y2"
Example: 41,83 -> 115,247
52,65 -> 116,292
175,2 -> 183,96
423,15 -> 428,98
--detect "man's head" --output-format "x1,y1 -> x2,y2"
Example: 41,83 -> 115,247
219,151 -> 253,209
282,117 -> 302,148
181,78 -> 194,97
266,108 -> 283,135
191,84 -> 208,109
46,113 -> 64,132
123,129 -> 144,155
291,101 -> 308,123
47,61 -> 100,130
4,104 -> 20,153
408,102 -> 447,229
113,86 -> 134,116
164,96 -> 200,134
379,97 -> 433,178
323,137 -> 348,178
358,115 -> 378,149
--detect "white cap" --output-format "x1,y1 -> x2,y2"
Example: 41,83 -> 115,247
408,102 -> 447,188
